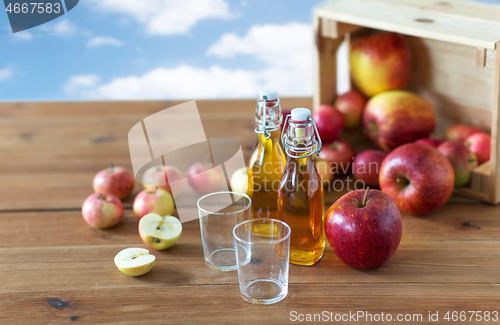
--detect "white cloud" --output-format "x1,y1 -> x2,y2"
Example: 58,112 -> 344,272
86,0 -> 233,35
88,36 -> 122,48
51,19 -> 77,36
12,31 -> 32,41
0,67 -> 12,81
63,75 -> 100,95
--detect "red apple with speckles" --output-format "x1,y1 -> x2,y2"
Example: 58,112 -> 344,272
141,165 -> 184,196
319,140 -> 355,175
350,32 -> 412,97
363,90 -> 436,151
353,150 -> 387,187
334,89 -> 367,129
93,164 -> 135,200
446,124 -> 483,142
464,132 -> 491,164
379,143 -> 454,216
414,137 -> 445,148
313,104 -> 345,144
82,192 -> 123,229
438,141 -> 478,187
325,188 -> 402,269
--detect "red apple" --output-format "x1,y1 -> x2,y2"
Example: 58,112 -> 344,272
414,137 -> 445,148
363,90 -> 436,151
379,143 -> 454,216
446,124 -> 483,142
133,188 -> 175,220
82,192 -> 123,229
350,32 -> 412,97
464,132 -> 491,164
319,140 -> 355,175
312,104 -> 345,144
142,165 -> 184,196
353,150 -> 387,187
325,188 -> 402,269
314,156 -> 334,186
281,109 -> 292,132
92,164 -> 135,200
438,141 -> 478,187
187,162 -> 223,194
334,89 -> 367,129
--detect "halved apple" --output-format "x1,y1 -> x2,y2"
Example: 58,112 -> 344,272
138,213 -> 182,250
114,247 -> 155,276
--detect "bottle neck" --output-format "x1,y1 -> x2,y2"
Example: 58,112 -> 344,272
283,119 -> 318,158
254,98 -> 282,134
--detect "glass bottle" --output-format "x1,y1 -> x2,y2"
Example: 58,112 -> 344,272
278,108 -> 325,266
248,89 -> 286,235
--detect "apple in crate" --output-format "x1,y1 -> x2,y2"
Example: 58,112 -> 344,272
363,90 -> 436,152
379,143 -> 454,216
142,165 -> 184,196
312,104 -> 345,144
93,164 -> 135,200
139,213 -> 182,250
353,150 -> 387,187
187,162 -> 223,194
334,89 -> 367,129
82,192 -> 123,229
314,156 -> 334,186
133,188 -> 174,220
464,132 -> 491,164
446,124 -> 483,142
319,140 -> 355,175
230,167 -> 249,195
114,248 -> 155,277
414,137 -> 445,148
281,109 -> 292,132
325,188 -> 402,269
438,141 -> 478,187
350,32 -> 412,97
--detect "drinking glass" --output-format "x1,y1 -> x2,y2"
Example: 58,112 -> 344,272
197,191 -> 251,271
233,218 -> 291,304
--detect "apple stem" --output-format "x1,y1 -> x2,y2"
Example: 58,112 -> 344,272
98,193 -> 105,200
362,187 -> 370,207
109,163 -> 114,173
154,186 -> 158,194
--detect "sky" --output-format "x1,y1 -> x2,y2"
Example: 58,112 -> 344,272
0,0 -> 324,101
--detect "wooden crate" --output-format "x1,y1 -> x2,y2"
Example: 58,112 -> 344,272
313,0 -> 500,204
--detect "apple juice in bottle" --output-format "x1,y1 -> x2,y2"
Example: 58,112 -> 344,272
278,108 -> 325,266
248,89 -> 286,235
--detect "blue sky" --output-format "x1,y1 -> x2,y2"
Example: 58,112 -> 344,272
0,0 -> 324,101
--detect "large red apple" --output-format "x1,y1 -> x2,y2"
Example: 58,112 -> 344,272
353,150 -> 387,187
187,162 -> 223,194
464,132 -> 491,164
93,164 -> 135,200
363,90 -> 436,151
82,192 -> 123,229
142,165 -> 184,196
133,188 -> 174,220
379,143 -> 454,216
334,89 -> 367,129
325,188 -> 402,269
319,140 -> 355,175
446,124 -> 483,142
312,104 -> 345,144
438,141 -> 478,187
414,137 -> 445,148
350,32 -> 412,97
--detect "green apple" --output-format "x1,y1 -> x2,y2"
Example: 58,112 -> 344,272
138,214 -> 182,250
230,167 -> 248,194
114,247 -> 155,276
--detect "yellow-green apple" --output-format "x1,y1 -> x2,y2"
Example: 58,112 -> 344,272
138,213 -> 182,250
350,32 -> 412,97
363,90 -> 435,151
114,247 -> 155,276
464,132 -> 491,164
334,89 -> 367,129
93,164 -> 135,200
319,140 -> 355,175
133,188 -> 174,220
312,104 -> 345,144
82,192 -> 123,229
414,137 -> 445,148
446,124 -> 483,142
142,165 -> 184,196
438,141 -> 478,187
379,143 -> 454,216
230,167 -> 248,194
325,188 -> 402,269
353,150 -> 387,187
187,162 -> 223,194
314,156 -> 334,186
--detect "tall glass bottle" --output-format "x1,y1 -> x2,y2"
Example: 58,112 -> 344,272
278,108 -> 325,266
248,89 -> 286,234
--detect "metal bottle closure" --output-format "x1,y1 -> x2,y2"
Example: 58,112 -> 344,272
254,94 -> 281,139
281,108 -> 322,159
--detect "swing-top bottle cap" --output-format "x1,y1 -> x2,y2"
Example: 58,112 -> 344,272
259,89 -> 278,101
291,108 -> 311,122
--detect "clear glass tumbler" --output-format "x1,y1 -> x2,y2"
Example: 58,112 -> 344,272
233,218 -> 291,304
197,191 -> 251,271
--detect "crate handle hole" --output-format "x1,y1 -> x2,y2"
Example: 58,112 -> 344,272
415,18 -> 434,23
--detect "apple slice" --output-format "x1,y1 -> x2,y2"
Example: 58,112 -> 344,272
139,214 -> 182,250
114,247 -> 155,276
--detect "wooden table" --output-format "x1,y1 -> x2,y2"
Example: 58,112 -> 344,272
1,98 -> 499,324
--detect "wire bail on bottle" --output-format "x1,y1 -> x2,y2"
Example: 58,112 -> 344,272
281,110 -> 322,159
254,96 -> 281,139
